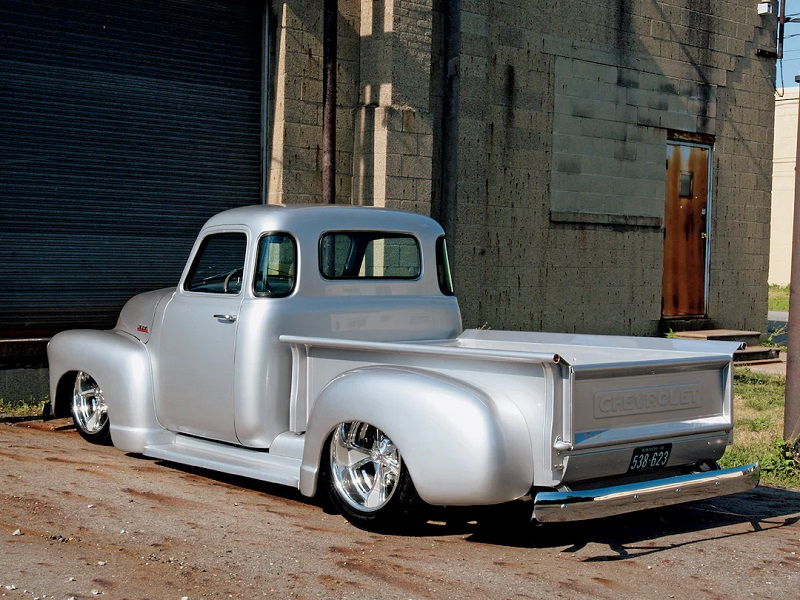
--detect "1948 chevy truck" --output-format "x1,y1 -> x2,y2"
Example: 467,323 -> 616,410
47,204 -> 759,529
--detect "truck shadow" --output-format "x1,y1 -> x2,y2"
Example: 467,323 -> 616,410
142,457 -> 799,557
463,486 -> 800,558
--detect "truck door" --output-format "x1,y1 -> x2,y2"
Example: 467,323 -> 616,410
155,230 -> 248,444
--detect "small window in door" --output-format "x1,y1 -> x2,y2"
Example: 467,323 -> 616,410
254,233 -> 297,297
184,232 -> 247,294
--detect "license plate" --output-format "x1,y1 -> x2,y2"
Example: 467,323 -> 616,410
628,443 -> 672,473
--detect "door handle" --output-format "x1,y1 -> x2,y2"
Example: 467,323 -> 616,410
700,232 -> 708,239
213,314 -> 237,323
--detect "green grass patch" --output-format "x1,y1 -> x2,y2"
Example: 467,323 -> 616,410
768,284 -> 790,312
0,396 -> 47,418
719,368 -> 799,488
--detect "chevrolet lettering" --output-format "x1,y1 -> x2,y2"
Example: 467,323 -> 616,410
594,383 -> 703,418
46,205 -> 759,530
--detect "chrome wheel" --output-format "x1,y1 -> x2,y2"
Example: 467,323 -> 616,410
72,372 -> 108,435
330,422 -> 401,513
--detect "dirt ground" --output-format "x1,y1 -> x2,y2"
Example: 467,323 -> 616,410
1,419 -> 798,600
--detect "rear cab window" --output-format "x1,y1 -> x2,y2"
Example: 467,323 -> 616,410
319,232 -> 421,280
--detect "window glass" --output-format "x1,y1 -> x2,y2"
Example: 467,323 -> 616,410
184,232 -> 247,294
320,232 -> 421,279
436,236 -> 455,296
254,234 -> 297,297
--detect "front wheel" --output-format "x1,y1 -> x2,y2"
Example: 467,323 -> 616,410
326,421 -> 421,531
71,372 -> 111,445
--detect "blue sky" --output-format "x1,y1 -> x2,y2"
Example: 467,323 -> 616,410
778,7 -> 800,89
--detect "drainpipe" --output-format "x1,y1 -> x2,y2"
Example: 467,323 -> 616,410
785,75 -> 800,447
322,0 -> 337,204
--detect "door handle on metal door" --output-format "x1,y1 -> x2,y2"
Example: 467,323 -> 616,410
213,314 -> 237,323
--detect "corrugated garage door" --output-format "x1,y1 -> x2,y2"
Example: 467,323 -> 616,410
0,0 -> 265,337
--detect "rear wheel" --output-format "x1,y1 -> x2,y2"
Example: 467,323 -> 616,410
71,372 -> 111,445
326,421 -> 421,531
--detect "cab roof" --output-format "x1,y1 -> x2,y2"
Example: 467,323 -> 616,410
202,204 -> 445,238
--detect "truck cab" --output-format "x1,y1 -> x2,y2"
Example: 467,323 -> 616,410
144,205 -> 461,448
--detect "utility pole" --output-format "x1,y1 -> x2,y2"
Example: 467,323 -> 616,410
785,75 -> 800,447
322,0 -> 337,204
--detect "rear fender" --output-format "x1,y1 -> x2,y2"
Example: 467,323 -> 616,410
47,330 -> 167,452
299,366 -> 533,506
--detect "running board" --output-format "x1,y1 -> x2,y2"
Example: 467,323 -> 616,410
143,434 -> 302,488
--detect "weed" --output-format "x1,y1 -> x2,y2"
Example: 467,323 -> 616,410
0,396 -> 47,418
761,440 -> 799,480
745,415 -> 771,431
764,324 -> 787,352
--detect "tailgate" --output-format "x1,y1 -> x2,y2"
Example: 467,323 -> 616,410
563,355 -> 733,451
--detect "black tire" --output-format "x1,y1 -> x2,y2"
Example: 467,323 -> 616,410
71,371 -> 112,445
325,421 -> 423,532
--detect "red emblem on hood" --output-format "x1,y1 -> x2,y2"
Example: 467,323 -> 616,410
136,325 -> 149,333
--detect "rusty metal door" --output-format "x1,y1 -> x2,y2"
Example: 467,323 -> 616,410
662,143 -> 711,317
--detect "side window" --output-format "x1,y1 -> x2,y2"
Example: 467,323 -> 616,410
436,236 -> 455,296
184,232 -> 247,294
254,234 -> 297,297
319,232 -> 421,279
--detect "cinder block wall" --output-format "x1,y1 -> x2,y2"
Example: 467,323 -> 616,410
444,1 -> 775,335
267,0 -> 360,205
268,0 -> 776,336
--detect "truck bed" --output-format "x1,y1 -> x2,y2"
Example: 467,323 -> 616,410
282,328 -> 740,485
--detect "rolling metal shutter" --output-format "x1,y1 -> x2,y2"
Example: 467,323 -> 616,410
0,0 -> 265,337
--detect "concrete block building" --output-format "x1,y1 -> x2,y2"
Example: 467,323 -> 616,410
267,0 -> 777,335
0,0 -> 778,350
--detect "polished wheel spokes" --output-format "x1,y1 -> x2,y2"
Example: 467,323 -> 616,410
330,421 -> 401,512
72,372 -> 108,434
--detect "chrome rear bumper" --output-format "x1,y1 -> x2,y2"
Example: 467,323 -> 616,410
532,462 -> 760,523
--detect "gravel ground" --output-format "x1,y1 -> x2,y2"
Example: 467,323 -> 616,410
1,418 -> 798,600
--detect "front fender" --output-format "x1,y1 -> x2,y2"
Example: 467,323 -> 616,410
300,366 -> 534,506
47,329 -> 167,452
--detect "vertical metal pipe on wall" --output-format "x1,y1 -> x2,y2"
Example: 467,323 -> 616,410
322,0 -> 337,204
260,3 -> 271,203
785,76 -> 800,444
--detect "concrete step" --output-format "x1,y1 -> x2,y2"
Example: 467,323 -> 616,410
660,318 -> 715,334
735,357 -> 785,367
733,346 -> 781,363
672,329 -> 762,348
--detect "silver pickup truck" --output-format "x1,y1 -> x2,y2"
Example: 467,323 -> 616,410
47,204 -> 759,530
